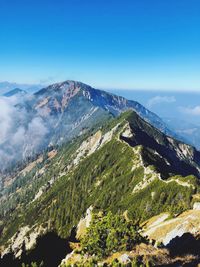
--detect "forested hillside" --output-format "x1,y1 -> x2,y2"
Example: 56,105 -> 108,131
1,110 -> 200,266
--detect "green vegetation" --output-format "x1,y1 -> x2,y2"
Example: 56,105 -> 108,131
125,175 -> 196,221
22,262 -> 44,267
81,212 -> 145,259
62,212 -> 153,267
1,133 -> 198,245
63,260 -> 153,267
1,111 -> 199,257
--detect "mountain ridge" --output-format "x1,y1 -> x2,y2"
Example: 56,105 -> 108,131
34,80 -> 174,128
1,82 -> 200,266
1,111 -> 200,240
3,88 -> 27,97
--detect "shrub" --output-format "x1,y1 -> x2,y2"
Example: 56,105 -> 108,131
80,211 -> 146,259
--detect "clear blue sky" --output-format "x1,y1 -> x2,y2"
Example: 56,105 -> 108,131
0,0 -> 200,90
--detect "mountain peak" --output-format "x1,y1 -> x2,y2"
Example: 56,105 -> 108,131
33,80 -> 178,138
3,88 -> 27,97
34,80 -> 89,96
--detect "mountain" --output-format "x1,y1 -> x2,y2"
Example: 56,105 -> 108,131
0,82 -> 42,95
3,88 -> 27,97
1,108 -> 200,266
31,80 -> 175,137
0,80 -> 180,174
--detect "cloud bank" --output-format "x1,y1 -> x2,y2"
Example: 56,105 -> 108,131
0,95 -> 48,172
179,106 -> 200,116
147,96 -> 176,108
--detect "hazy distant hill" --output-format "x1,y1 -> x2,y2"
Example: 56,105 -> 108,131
0,81 -> 42,95
3,88 -> 27,97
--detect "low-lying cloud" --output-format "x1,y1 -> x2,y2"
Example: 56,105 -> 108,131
179,106 -> 200,116
147,96 -> 176,108
0,95 -> 48,172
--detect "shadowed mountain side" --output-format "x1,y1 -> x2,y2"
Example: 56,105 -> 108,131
0,229 -> 78,267
120,111 -> 200,178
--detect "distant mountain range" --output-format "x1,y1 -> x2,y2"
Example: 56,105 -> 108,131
0,81 -> 42,95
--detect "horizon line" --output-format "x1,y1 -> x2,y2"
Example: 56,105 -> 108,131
1,80 -> 200,93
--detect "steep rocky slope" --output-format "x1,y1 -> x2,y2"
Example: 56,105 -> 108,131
143,209 -> 200,246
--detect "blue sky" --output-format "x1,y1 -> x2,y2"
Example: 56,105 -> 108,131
0,0 -> 200,90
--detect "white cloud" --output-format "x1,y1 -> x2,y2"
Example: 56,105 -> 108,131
0,95 -> 48,171
179,106 -> 200,116
147,96 -> 176,108
0,98 -> 14,144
